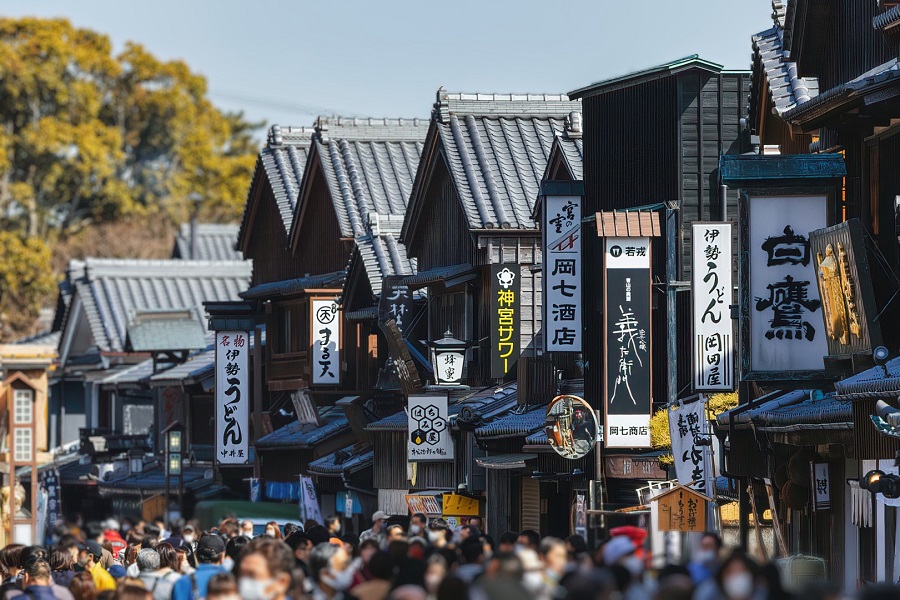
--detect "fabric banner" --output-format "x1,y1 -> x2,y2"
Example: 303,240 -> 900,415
668,397 -> 714,498
38,468 -> 61,543
299,476 -> 322,524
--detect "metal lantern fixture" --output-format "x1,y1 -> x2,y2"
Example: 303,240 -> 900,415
162,421 -> 185,527
429,329 -> 469,386
128,449 -> 144,474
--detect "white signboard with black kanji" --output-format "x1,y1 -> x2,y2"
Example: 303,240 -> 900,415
407,394 -> 453,461
311,299 -> 341,385
692,223 -> 734,391
544,195 -> 582,352
216,331 -> 249,465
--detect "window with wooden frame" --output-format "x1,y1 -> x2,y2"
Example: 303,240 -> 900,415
271,300 -> 309,356
13,428 -> 32,462
13,389 -> 32,424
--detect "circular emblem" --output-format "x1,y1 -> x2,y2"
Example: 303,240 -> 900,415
316,304 -> 336,324
496,267 -> 516,289
610,245 -> 622,258
544,395 -> 597,460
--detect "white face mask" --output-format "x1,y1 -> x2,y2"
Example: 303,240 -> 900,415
425,574 -> 442,593
410,524 -> 422,535
239,577 -> 277,600
723,572 -> 755,599
522,571 -> 544,593
622,555 -> 644,577
183,535 -> 195,545
695,549 -> 717,565
323,567 -> 354,592
427,530 -> 443,544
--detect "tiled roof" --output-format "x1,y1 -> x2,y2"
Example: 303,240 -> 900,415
456,384 -> 519,428
240,270 -> 346,300
347,231 -> 416,297
100,359 -> 155,387
834,357 -> 900,400
550,134 -> 584,181
784,58 -> 900,124
125,310 -> 208,352
874,4 -> 900,31
237,125 -> 315,246
149,347 -> 215,385
69,259 -> 250,354
366,410 -> 409,432
402,263 -> 475,290
474,404 -> 547,439
415,90 -> 581,231
305,117 -> 427,240
13,330 -> 61,346
750,393 -> 852,430
568,55 -> 726,99
98,464 -> 214,496
307,443 -> 373,476
172,223 -> 243,261
256,417 -> 349,449
751,25 -> 818,119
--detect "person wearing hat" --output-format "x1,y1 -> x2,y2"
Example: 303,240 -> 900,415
76,541 -> 116,592
359,511 -> 388,546
171,535 -> 227,600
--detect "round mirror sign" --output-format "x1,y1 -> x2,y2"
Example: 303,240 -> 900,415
545,395 -> 597,460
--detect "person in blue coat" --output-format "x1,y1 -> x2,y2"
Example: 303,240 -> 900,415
172,536 -> 227,600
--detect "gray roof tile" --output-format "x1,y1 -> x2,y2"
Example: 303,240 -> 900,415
173,223 -> 243,261
421,90 -> 582,231
125,310 -> 208,352
347,231 -> 416,296
150,347 -> 215,384
751,25 -> 819,117
240,270 -> 346,300
256,417 -> 349,449
72,259 -> 251,353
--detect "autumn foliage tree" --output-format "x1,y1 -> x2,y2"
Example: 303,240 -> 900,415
0,17 -> 259,339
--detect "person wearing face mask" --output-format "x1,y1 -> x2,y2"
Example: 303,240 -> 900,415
241,520 -> 256,539
422,554 -> 447,600
538,537 -> 567,597
350,551 -> 392,600
171,535 -> 227,600
425,524 -> 449,550
309,542 -> 357,600
181,525 -> 198,553
75,541 -> 116,592
409,513 -> 427,537
688,532 -> 723,586
326,516 -> 343,538
359,512 -> 388,547
710,551 -> 764,600
236,538 -> 295,600
601,536 -> 647,600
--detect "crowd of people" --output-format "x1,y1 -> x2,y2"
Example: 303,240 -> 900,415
0,514 -> 895,600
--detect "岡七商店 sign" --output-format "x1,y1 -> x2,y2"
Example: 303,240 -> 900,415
216,331 -> 249,464
692,223 -> 733,391
747,196 -> 827,374
543,195 -> 582,352
490,264 -> 520,378
408,394 -> 453,461
604,237 -> 651,448
311,299 -> 341,385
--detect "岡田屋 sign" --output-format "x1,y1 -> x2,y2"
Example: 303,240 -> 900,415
603,237 -> 652,448
490,264 -> 520,378
311,299 -> 341,385
543,195 -> 582,352
692,223 -> 733,391
408,394 -> 453,461
216,331 -> 249,465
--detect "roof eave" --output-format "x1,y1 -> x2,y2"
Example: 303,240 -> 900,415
569,57 -> 726,100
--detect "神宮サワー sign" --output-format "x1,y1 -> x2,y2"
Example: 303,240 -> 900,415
408,394 -> 453,461
747,196 -> 827,374
654,486 -> 710,533
543,195 -> 582,352
692,223 -> 733,391
604,237 -> 652,448
216,331 -> 249,465
490,264 -> 520,378
311,299 -> 341,385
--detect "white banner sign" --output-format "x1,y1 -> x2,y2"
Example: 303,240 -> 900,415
299,476 -> 323,524
216,331 -> 249,465
544,195 -> 582,351
811,462 -> 830,511
748,196 -> 827,372
692,222 -> 734,391
407,394 -> 453,461
312,299 -> 341,385
668,398 -> 713,498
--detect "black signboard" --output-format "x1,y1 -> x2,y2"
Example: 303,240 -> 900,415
603,238 -> 652,448
379,276 -> 415,333
490,264 -> 521,379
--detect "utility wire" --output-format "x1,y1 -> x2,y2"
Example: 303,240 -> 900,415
210,88 -> 365,119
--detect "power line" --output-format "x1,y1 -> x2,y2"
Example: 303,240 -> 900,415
209,88 -> 365,119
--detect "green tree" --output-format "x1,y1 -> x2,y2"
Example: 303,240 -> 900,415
0,17 -> 258,237
0,232 -> 57,341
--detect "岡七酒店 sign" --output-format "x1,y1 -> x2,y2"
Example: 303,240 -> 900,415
604,237 -> 651,448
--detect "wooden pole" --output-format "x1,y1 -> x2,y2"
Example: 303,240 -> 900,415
747,482 -> 769,562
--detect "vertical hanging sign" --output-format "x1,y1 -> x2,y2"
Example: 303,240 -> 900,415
748,196 -> 827,374
379,276 -> 415,333
216,331 -> 249,465
692,223 -> 734,391
490,264 -> 520,378
311,299 -> 341,385
543,195 -> 583,351
604,237 -> 652,448
668,398 -> 714,497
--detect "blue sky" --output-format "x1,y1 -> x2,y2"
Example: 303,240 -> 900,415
8,1 -> 771,131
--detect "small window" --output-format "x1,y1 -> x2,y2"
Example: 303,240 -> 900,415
13,428 -> 32,462
13,389 -> 32,424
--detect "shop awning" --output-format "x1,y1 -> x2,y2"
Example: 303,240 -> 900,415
476,453 -> 537,470
401,264 -> 475,290
834,356 -> 900,400
307,443 -> 373,477
96,464 -> 215,497
473,404 -> 547,439
256,417 -> 349,450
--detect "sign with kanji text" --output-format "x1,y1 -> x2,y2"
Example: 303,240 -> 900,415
811,462 -> 830,511
216,331 -> 249,465
692,223 -> 734,391
311,299 -> 341,385
543,195 -> 582,352
669,397 -> 714,497
490,264 -> 520,378
747,196 -> 827,374
654,486 -> 709,532
299,476 -> 322,524
379,276 -> 415,333
603,237 -> 652,448
408,394 -> 453,461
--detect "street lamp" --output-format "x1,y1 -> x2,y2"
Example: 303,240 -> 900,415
429,329 -> 469,387
162,421 -> 185,528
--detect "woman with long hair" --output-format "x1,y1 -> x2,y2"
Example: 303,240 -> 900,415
264,521 -> 284,540
50,547 -> 75,588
